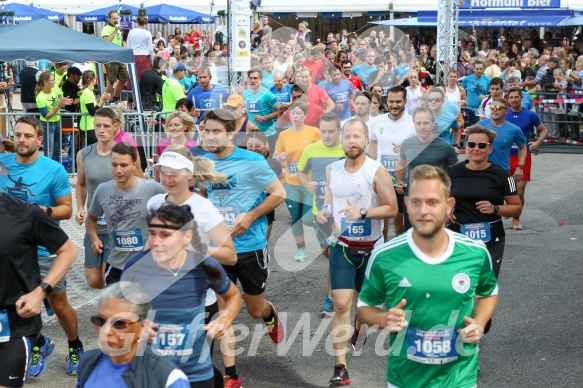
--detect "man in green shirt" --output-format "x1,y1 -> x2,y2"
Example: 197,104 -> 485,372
357,164 -> 498,388
162,62 -> 187,113
101,10 -> 129,102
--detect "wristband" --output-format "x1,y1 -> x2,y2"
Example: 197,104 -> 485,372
322,204 -> 332,213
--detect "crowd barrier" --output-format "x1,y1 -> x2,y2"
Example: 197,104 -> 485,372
530,90 -> 583,146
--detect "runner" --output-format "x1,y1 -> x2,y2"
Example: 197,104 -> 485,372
275,101 -> 321,262
395,107 -> 458,230
76,108 -> 145,290
187,67 -> 229,124
369,85 -> 415,240
478,77 -> 507,120
122,204 -> 242,388
297,112 -> 345,316
358,164 -> 499,388
203,109 -> 286,387
0,160 -> 76,388
277,84 -> 325,129
0,116 -> 84,377
242,68 -> 282,154
316,119 -> 397,386
425,87 -> 462,147
505,87 -> 548,230
341,60 -> 364,92
86,142 -> 166,285
154,111 -> 198,182
222,94 -> 259,149
325,66 -> 354,121
341,92 -> 371,127
461,59 -> 491,124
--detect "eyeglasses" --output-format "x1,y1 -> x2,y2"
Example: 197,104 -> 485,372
490,105 -> 507,111
90,316 -> 138,330
342,66 -> 352,69
426,98 -> 442,103
466,141 -> 491,149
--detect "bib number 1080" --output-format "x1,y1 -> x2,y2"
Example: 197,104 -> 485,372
116,236 -> 139,246
414,339 -> 451,355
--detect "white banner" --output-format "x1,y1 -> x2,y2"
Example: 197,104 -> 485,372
229,0 -> 251,72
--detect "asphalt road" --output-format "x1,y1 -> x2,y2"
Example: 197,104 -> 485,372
33,153 -> 583,388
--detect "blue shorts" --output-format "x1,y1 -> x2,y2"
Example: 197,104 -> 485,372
329,244 -> 371,292
83,233 -> 112,268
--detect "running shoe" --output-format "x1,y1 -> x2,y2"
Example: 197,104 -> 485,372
321,296 -> 334,317
266,302 -> 285,344
28,336 -> 55,377
350,315 -> 367,351
512,217 -> 523,230
294,247 -> 307,262
223,375 -> 242,388
329,363 -> 351,387
66,346 -> 85,376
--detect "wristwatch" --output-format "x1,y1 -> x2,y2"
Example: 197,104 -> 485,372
360,208 -> 368,219
45,206 -> 53,217
493,204 -> 500,215
518,164 -> 525,169
40,282 -> 53,296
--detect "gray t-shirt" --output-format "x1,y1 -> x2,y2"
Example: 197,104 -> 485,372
88,178 -> 165,269
80,144 -> 113,234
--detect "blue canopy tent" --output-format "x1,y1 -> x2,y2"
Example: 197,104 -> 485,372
374,9 -> 583,28
0,2 -> 63,23
76,5 -> 139,23
144,4 -> 215,24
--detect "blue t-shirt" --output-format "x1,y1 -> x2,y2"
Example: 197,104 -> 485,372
242,87 -> 280,136
435,101 -> 460,144
123,250 -> 231,383
462,74 -> 491,109
0,154 -> 70,257
204,147 -> 277,253
269,83 -> 293,103
187,85 -> 229,124
352,64 -> 377,89
325,80 -> 353,120
521,91 -> 535,110
477,119 -> 526,170
180,74 -> 197,92
262,70 -> 282,90
505,108 -> 541,155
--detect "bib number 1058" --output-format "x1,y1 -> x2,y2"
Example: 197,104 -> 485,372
414,339 -> 452,355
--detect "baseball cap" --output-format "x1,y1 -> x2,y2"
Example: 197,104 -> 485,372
225,95 -> 244,107
153,152 -> 193,172
67,67 -> 82,76
173,62 -> 188,72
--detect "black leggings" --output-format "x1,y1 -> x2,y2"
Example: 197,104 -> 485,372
190,377 -> 214,388
485,236 -> 505,279
204,301 -> 223,388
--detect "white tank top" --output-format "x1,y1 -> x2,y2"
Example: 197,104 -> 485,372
329,157 -> 383,242
446,85 -> 462,106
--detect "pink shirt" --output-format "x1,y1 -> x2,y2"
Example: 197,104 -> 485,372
157,137 -> 198,156
114,130 -> 138,150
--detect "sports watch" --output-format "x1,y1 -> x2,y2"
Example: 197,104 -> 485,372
40,282 -> 53,296
360,208 -> 368,219
493,204 -> 500,215
518,164 -> 525,169
45,206 -> 53,217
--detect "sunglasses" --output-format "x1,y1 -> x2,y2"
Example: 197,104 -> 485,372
426,98 -> 442,103
490,105 -> 507,111
90,316 -> 138,330
467,141 -> 491,149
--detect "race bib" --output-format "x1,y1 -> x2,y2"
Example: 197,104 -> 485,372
152,322 -> 194,357
406,326 -> 458,365
112,229 -> 144,251
247,100 -> 259,112
460,222 -> 491,243
288,162 -> 299,176
335,91 -> 349,103
0,310 -> 10,342
97,215 -> 107,226
381,155 -> 398,172
341,218 -> 371,238
316,181 -> 327,198
218,206 -> 240,228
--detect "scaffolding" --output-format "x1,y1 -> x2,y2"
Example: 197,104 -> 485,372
436,0 -> 462,84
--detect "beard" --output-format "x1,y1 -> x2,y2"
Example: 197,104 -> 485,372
344,144 -> 365,159
16,146 -> 37,158
410,213 -> 447,239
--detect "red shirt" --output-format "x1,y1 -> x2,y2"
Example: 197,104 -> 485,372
307,84 -> 330,110
303,58 -> 325,84
283,103 -> 326,128
189,32 -> 202,47
345,75 -> 363,91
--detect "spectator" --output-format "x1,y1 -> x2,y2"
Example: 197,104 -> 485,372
484,57 -> 502,78
251,20 -> 263,51
101,10 -> 128,102
500,60 -> 522,86
140,57 -> 165,111
61,67 -> 82,113
126,16 -> 153,81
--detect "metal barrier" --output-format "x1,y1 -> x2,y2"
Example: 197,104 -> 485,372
531,90 -> 583,146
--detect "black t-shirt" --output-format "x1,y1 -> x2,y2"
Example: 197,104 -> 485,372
139,69 -> 165,109
62,80 -> 81,112
400,135 -> 458,176
447,161 -> 517,239
20,66 -> 39,104
0,193 -> 69,338
401,71 -> 435,88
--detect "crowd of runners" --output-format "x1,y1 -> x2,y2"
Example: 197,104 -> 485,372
1,10 -> 570,388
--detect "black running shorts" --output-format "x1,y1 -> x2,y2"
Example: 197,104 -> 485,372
223,247 -> 269,296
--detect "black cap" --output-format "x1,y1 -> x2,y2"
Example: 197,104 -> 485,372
67,67 -> 83,76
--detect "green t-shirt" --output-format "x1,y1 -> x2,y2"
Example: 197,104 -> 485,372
101,24 -> 122,46
35,87 -> 61,123
359,229 -> 498,388
79,88 -> 96,131
53,70 -> 66,92
297,140 -> 345,214
162,77 -> 185,114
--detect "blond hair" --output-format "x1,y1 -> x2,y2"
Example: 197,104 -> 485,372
165,111 -> 196,138
163,145 -> 227,184
409,165 -> 451,199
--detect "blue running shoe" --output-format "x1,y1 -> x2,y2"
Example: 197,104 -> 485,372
67,346 -> 85,376
321,296 -> 334,317
28,336 -> 55,377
